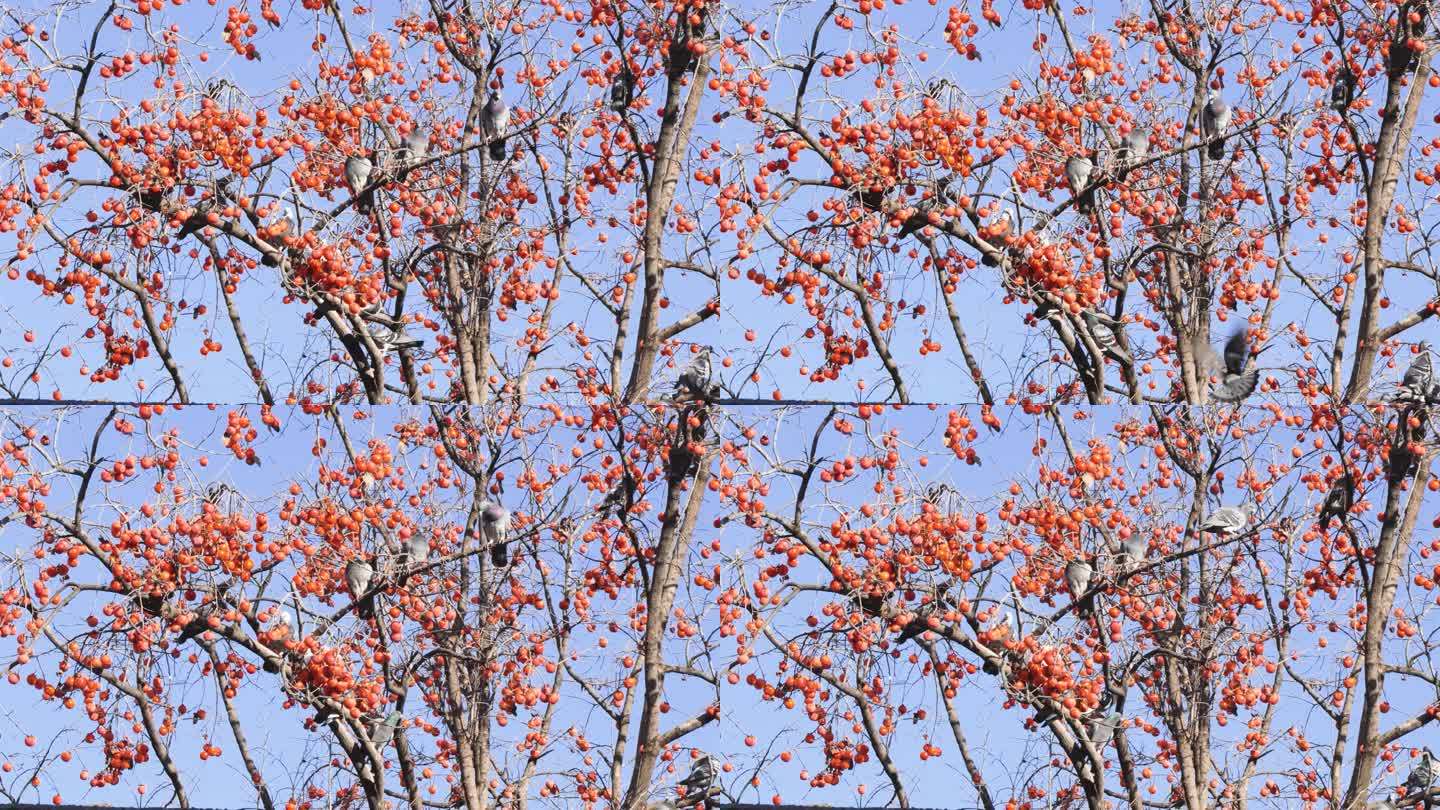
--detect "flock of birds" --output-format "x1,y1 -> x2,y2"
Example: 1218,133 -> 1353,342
1060,90 -> 1231,217
341,91 -> 510,214
341,499 -> 511,619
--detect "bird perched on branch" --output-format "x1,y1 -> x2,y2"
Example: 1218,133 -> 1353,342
1116,129 -> 1150,179
1082,310 -> 1130,365
1202,91 -> 1232,160
676,346 -> 714,401
676,753 -> 716,804
1064,556 -> 1095,617
1065,152 -> 1096,214
1396,343 -> 1433,402
369,710 -> 401,747
406,533 -> 430,566
1200,502 -> 1256,537
1331,65 -> 1356,111
1401,748 -> 1434,804
345,556 -> 376,619
481,93 -> 510,161
1317,470 -> 1355,530
481,501 -> 512,566
399,129 -> 429,165
367,322 -> 424,358
344,153 -> 375,214
1116,534 -> 1146,570
610,64 -> 634,111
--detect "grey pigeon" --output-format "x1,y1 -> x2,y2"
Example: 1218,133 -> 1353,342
1331,65 -> 1356,112
1210,328 -> 1259,403
1064,557 -> 1094,616
369,710 -> 401,746
1116,128 -> 1150,178
344,154 -> 375,213
481,501 -> 512,566
368,322 -> 424,357
1317,471 -> 1355,530
1117,535 -> 1146,569
677,753 -> 716,801
400,129 -> 429,165
1082,310 -> 1130,365
1065,153 -> 1095,213
1405,749 -> 1428,789
285,186 -> 303,235
345,557 -> 375,618
481,93 -> 511,161
1087,710 -> 1122,742
1200,502 -> 1255,537
1397,343 -> 1433,401
407,534 -> 430,565
1202,91 -> 1232,160
610,65 -> 633,111
677,346 -> 713,400
1403,748 -> 1434,801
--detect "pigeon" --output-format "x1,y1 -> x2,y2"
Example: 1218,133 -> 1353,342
610,64 -> 634,111
1368,801 -> 1399,810
1209,328 -> 1259,403
344,154 -> 375,214
1317,471 -> 1355,530
345,557 -> 375,618
1117,535 -> 1147,570
481,93 -> 511,161
1201,91 -> 1232,160
677,346 -> 713,400
1065,153 -> 1096,214
369,710 -> 402,747
1064,557 -> 1094,616
1082,310 -> 1130,365
1199,502 -> 1255,537
1331,65 -> 1356,112
1116,129 -> 1150,180
1403,748 -> 1434,802
368,322 -> 424,357
647,803 -> 680,810
284,186 -> 303,236
399,129 -> 429,165
481,501 -> 512,566
677,753 -> 716,801
1087,711 -> 1122,742
1397,343 -> 1433,402
407,534 -> 430,566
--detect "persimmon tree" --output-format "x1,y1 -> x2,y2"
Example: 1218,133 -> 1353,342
0,0 -> 729,405
722,401 -> 1440,809
0,401 -> 735,810
2,0 -> 1438,405
725,0 -> 1440,404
